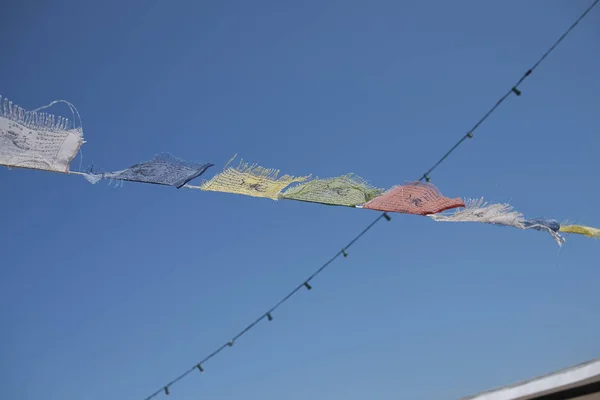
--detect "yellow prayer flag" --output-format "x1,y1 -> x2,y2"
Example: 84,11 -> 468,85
559,224 -> 600,238
200,155 -> 310,200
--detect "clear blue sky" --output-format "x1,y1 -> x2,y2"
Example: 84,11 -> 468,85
1,1 -> 599,399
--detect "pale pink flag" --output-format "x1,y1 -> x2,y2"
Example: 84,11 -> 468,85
361,182 -> 464,215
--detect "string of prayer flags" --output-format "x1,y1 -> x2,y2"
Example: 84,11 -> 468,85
522,218 -> 565,246
0,95 -> 83,173
360,182 -> 465,215
82,153 -> 213,188
200,155 -> 310,200
559,224 -> 600,239
0,93 -> 595,247
280,174 -> 383,206
429,198 -> 525,228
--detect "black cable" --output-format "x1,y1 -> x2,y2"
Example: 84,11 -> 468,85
142,1 -> 599,398
420,0 -> 599,182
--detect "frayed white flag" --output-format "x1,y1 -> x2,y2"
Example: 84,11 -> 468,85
0,95 -> 83,173
430,198 -> 525,228
431,198 -> 566,246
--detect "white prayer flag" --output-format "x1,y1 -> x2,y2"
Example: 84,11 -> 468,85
0,95 -> 83,173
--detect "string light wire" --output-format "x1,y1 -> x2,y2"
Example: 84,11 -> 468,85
142,1 -> 599,398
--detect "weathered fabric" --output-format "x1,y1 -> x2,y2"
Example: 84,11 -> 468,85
522,218 -> 565,246
430,198 -> 525,228
81,172 -> 103,184
432,200 -> 565,246
0,95 -> 83,172
200,156 -> 310,200
82,153 -> 213,188
559,224 -> 600,239
523,218 -> 560,232
280,174 -> 382,206
361,182 -> 464,215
